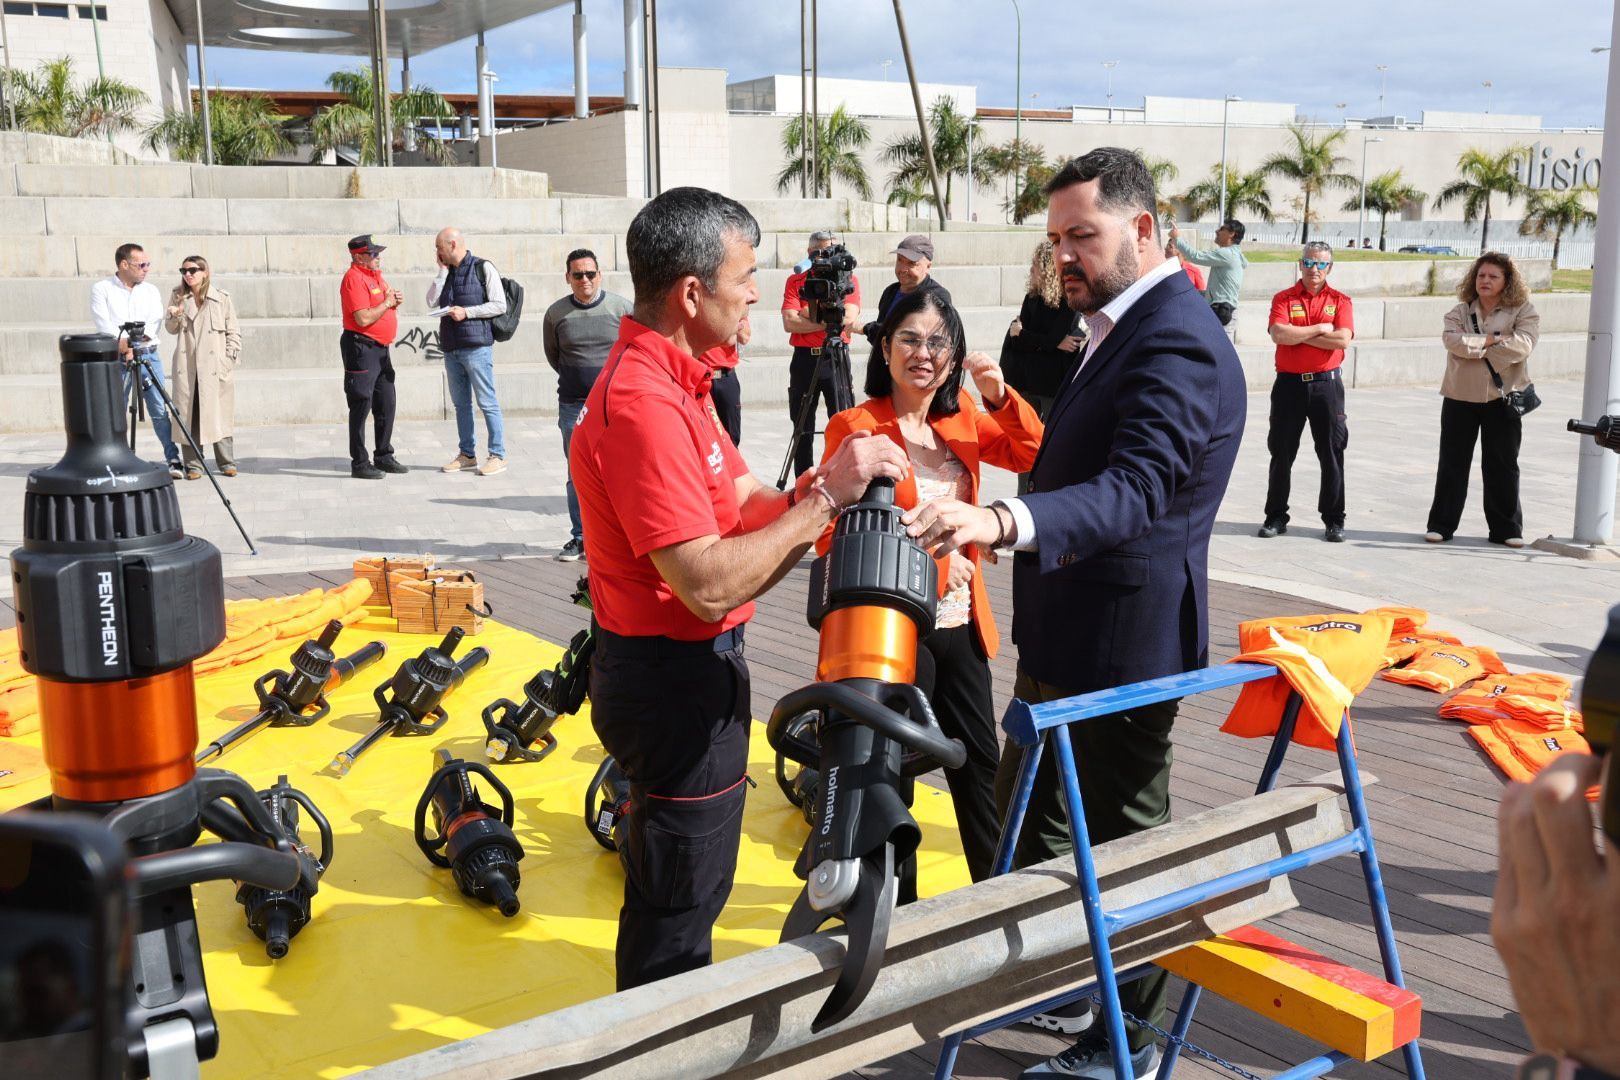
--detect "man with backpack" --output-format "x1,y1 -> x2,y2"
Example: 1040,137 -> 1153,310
429,226 -> 511,475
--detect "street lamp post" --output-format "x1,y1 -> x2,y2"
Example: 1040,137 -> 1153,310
1376,63 -> 1389,116
1358,135 -> 1383,249
1482,80 -> 1493,114
1102,60 -> 1118,121
1009,0 -> 1021,152
1217,94 -> 1240,225
480,67 -> 499,169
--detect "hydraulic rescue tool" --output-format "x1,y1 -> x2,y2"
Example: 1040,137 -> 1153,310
585,755 -> 632,851
8,334 -> 323,1075
196,619 -> 386,764
484,577 -> 593,765
235,775 -> 334,958
1569,414 -> 1620,452
331,627 -> 490,776
766,478 -> 966,1031
415,749 -> 525,916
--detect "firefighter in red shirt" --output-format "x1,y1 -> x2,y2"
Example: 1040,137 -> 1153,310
1258,242 -> 1355,542
569,188 -> 907,991
339,234 -> 408,479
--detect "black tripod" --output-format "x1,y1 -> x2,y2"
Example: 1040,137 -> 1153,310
121,322 -> 258,554
776,309 -> 856,491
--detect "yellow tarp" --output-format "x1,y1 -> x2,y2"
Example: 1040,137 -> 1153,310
0,615 -> 971,1078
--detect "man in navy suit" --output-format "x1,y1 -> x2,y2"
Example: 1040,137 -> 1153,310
903,147 -> 1247,1079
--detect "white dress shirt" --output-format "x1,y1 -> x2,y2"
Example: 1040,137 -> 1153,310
1001,256 -> 1185,552
90,274 -> 165,346
425,258 -> 508,320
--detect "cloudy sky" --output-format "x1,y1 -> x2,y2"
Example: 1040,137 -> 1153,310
206,0 -> 1615,129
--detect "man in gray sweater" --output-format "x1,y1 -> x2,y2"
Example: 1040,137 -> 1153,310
542,247 -> 633,561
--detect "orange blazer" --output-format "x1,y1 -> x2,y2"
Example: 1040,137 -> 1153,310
817,387 -> 1044,659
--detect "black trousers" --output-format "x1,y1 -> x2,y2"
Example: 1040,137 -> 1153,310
993,667 -> 1179,1052
1263,373 -> 1347,528
1210,302 -> 1235,326
1426,396 -> 1523,541
788,345 -> 841,477
340,331 -> 396,468
914,623 -> 1001,883
589,627 -> 751,991
710,367 -> 742,447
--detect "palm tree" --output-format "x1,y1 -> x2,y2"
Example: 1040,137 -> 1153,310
1519,186 -> 1597,269
2,56 -> 146,140
1177,164 -> 1275,223
881,96 -> 997,221
1139,152 -> 1180,218
1432,145 -> 1530,251
1260,124 -> 1356,244
774,104 -> 872,200
144,91 -> 294,165
308,68 -> 455,166
980,137 -> 1045,222
1340,168 -> 1425,251
1003,157 -> 1061,225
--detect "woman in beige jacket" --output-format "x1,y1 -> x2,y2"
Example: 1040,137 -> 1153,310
165,255 -> 241,478
1424,252 -> 1540,546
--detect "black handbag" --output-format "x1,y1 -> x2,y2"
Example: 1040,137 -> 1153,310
1471,311 -> 1541,416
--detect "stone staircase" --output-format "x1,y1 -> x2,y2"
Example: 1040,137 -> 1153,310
0,162 -> 1590,433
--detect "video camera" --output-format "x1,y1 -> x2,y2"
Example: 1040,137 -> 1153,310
798,243 -> 858,329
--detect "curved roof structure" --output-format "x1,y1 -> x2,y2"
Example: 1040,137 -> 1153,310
163,0 -> 572,57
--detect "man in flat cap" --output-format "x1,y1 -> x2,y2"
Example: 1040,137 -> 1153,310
339,234 -> 408,479
862,233 -> 952,348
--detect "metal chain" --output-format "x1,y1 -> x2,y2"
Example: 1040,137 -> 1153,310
1110,1005 -> 1267,1080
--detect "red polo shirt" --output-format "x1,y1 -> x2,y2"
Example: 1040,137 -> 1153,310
571,319 -> 754,639
1269,281 -> 1354,374
702,343 -> 740,370
341,262 -> 396,345
782,269 -> 862,348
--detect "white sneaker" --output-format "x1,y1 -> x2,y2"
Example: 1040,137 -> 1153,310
1024,1004 -> 1096,1036
477,455 -> 508,476
1502,536 -> 1526,549
1423,531 -> 1446,543
442,453 -> 476,473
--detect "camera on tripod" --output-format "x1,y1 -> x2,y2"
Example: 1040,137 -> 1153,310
798,244 -> 858,328
119,319 -> 157,364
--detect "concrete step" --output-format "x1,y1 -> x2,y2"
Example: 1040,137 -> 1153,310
1220,290 -> 1590,345
1,334 -> 1590,434
0,304 -> 1026,376
7,163 -> 551,200
0,265 -> 1021,325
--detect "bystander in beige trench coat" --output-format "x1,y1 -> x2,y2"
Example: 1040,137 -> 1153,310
165,288 -> 241,473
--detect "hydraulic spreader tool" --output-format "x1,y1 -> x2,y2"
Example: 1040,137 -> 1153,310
484,577 -> 594,765
766,477 -> 966,1031
331,626 -> 490,776
196,619 -> 386,764
415,749 -> 525,916
235,775 -> 334,959
8,334 -> 323,1075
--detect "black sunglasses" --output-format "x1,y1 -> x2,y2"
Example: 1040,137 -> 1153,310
570,270 -> 599,280
179,267 -> 202,275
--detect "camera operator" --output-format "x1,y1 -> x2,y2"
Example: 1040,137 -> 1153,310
90,242 -> 180,475
862,234 -> 952,349
782,230 -> 862,477
1495,751 -> 1620,1079
569,187 -> 908,992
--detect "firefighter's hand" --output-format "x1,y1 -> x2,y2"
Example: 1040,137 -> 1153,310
1492,752 -> 1620,1073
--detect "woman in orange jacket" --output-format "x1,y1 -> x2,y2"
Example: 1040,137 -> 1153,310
817,287 -> 1043,881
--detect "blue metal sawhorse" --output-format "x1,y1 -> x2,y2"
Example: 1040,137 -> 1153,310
932,662 -> 1428,1080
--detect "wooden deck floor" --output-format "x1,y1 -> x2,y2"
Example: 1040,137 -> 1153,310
1,556 -> 1524,1079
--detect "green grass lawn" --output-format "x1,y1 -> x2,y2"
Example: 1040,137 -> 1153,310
1552,268 -> 1594,292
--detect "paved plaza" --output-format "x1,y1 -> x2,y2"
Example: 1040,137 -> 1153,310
0,374 -> 1614,675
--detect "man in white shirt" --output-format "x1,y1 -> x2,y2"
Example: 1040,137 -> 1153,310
90,242 -> 180,474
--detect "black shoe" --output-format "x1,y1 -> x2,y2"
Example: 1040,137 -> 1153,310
1324,525 -> 1345,543
555,538 -> 585,562
374,456 -> 409,474
1256,518 -> 1287,538
351,463 -> 385,480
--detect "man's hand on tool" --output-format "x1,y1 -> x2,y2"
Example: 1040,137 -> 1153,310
1493,751 -> 1620,1074
903,497 -> 1009,559
818,430 -> 910,508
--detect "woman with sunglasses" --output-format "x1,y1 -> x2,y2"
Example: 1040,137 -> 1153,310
815,287 -> 1043,882
164,255 -> 242,478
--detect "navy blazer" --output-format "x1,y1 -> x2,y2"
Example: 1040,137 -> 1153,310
1012,267 -> 1246,693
